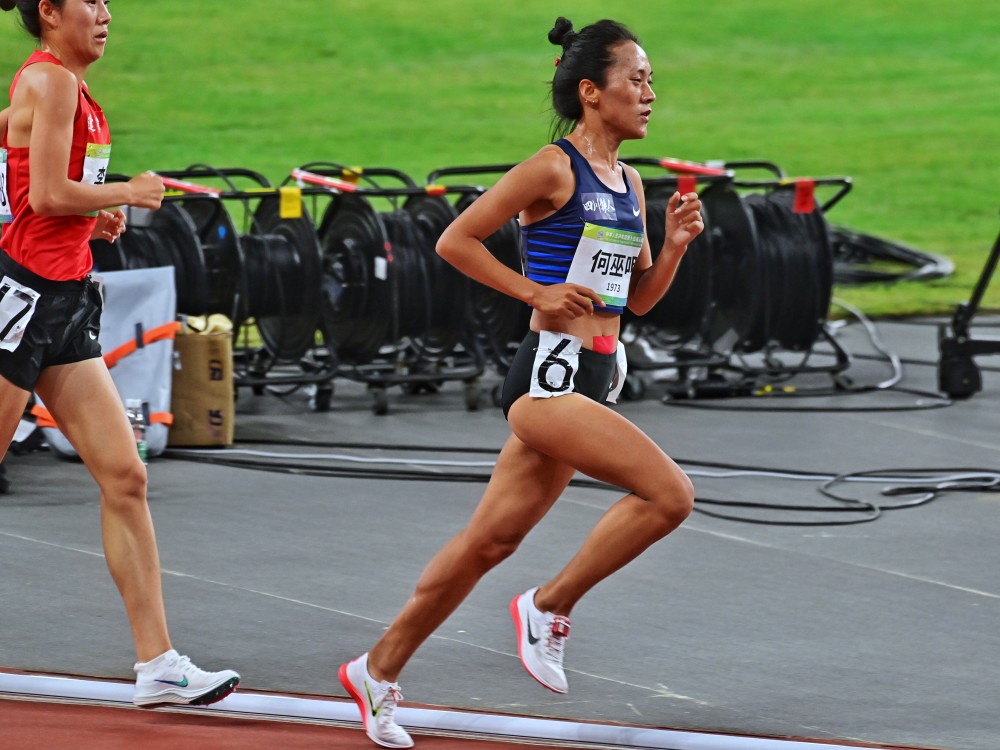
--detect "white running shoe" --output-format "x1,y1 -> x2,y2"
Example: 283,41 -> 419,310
339,653 -> 414,749
133,649 -> 240,707
510,587 -> 571,693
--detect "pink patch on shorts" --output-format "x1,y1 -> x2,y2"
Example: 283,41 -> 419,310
593,335 -> 616,354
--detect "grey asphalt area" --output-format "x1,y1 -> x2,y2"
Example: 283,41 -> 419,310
2,315 -> 998,750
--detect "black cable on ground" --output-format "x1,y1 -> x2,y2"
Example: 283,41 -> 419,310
830,225 -> 955,285
163,441 -> 999,528
661,300 -> 955,412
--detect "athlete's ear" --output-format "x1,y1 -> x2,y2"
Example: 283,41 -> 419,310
38,0 -> 61,32
577,79 -> 599,108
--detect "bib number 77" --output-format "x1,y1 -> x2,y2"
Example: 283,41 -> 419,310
0,276 -> 40,353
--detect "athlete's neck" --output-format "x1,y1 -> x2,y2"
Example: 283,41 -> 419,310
40,43 -> 90,81
567,128 -> 620,178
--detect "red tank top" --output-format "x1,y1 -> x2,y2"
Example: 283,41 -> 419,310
0,50 -> 111,281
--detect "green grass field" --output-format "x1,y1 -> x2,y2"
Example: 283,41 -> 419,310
3,0 -> 998,316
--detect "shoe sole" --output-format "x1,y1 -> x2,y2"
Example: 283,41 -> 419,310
134,676 -> 239,708
338,661 -> 413,749
509,594 -> 568,694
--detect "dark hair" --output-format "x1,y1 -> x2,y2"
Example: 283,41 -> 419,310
2,0 -> 59,41
548,16 -> 640,139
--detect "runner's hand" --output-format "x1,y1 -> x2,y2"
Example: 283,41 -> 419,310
127,171 -> 164,210
665,191 -> 705,251
531,282 -> 605,319
90,208 -> 126,243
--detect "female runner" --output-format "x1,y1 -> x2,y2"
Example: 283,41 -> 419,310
340,17 -> 703,748
1,0 -> 239,706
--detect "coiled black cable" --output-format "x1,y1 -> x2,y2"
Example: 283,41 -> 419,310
317,193 -> 393,365
632,184 -> 714,344
456,193 -> 530,373
699,183 -> 764,352
250,197 -> 325,362
741,190 -> 832,352
403,194 -> 471,362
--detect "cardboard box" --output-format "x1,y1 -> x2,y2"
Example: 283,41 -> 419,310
168,330 -> 235,447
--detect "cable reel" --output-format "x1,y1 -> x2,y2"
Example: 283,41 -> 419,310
425,165 -> 530,374
740,189 -> 834,352
290,164 -> 488,413
402,193 -> 472,362
632,176 -> 717,345
250,196 -> 325,363
91,188 -> 211,315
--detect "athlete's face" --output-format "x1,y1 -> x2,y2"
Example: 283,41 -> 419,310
43,0 -> 112,64
595,42 -> 656,140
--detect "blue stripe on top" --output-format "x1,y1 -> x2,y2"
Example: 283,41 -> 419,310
520,139 -> 645,314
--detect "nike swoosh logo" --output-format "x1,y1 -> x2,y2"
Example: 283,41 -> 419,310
526,615 -> 540,645
155,676 -> 189,687
364,680 -> 381,717
632,207 -> 641,216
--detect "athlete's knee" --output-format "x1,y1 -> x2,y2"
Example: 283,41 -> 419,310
462,528 -> 526,570
648,470 -> 695,531
97,457 -> 148,511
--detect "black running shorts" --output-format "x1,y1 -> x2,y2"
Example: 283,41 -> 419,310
0,251 -> 103,392
500,330 -> 617,419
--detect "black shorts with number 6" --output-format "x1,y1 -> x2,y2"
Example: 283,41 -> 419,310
500,330 -> 617,420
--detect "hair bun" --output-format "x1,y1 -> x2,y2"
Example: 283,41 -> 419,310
547,17 -> 576,49
0,0 -> 18,12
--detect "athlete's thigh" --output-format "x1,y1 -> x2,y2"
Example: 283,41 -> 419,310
463,433 -> 577,542
0,376 -> 32,462
508,393 -> 682,500
35,359 -> 140,480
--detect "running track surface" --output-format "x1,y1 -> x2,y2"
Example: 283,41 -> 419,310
0,671 -> 948,749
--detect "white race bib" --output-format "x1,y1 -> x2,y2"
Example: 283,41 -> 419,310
81,143 -> 111,217
82,143 -> 111,186
529,330 -> 582,398
0,275 -> 40,352
564,223 -> 643,309
0,148 -> 12,224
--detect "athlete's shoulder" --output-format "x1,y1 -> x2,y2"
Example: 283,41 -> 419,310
17,59 -> 78,99
619,161 -> 642,185
512,143 -> 572,183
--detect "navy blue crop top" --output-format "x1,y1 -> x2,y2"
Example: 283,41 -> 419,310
520,139 -> 645,314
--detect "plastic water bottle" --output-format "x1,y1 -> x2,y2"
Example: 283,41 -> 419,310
125,398 -> 148,464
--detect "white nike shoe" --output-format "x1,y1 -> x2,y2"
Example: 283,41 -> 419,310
510,587 -> 570,693
133,649 -> 240,707
339,653 -> 414,748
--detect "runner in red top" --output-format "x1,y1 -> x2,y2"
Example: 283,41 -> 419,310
2,48 -> 114,280
0,0 -> 240,707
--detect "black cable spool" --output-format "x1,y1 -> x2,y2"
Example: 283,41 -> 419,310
698,182 -> 765,354
630,178 -> 715,344
172,197 -> 245,320
741,189 -> 832,351
316,193 -> 393,365
403,194 -> 471,361
455,192 -> 530,372
89,235 -> 127,272
250,198 -> 324,362
90,201 -> 211,315
380,209 -> 433,343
